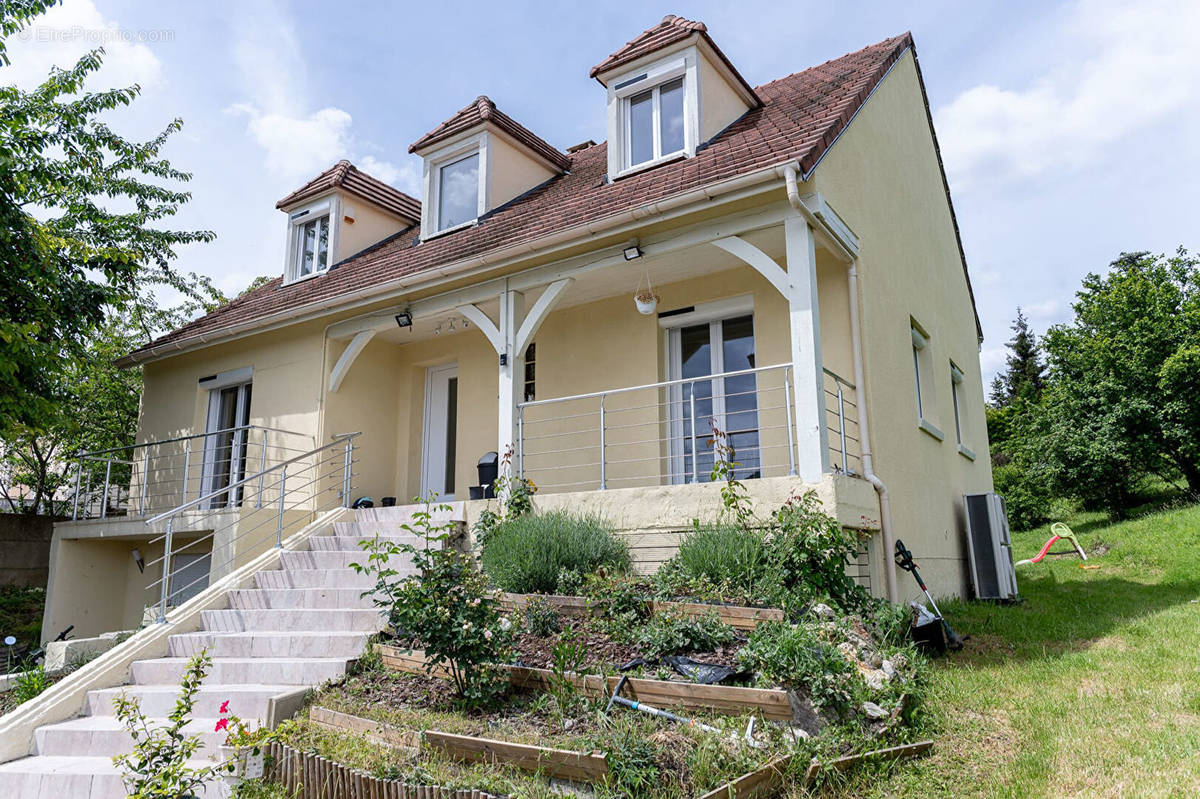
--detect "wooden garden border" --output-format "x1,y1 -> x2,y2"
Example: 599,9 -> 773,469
497,592 -> 784,630
309,706 -> 610,783
697,755 -> 793,799
265,738 -> 511,798
802,739 -> 934,783
375,644 -> 794,721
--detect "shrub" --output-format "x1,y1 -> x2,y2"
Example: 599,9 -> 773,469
353,498 -> 513,710
991,462 -> 1052,531
658,523 -> 768,597
632,611 -> 735,658
522,596 -> 560,636
113,651 -> 235,797
480,511 -> 630,594
735,621 -> 856,716
762,491 -> 872,614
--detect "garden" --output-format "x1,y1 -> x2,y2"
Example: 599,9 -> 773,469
225,451 -> 935,799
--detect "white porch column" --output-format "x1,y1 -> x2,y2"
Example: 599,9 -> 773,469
783,215 -> 829,481
497,287 -> 525,468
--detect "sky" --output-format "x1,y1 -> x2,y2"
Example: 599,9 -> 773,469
3,0 -> 1198,389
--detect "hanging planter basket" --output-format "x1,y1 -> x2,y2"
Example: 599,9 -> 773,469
634,272 -> 659,315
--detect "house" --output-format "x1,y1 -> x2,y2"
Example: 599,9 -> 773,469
41,16 -> 993,643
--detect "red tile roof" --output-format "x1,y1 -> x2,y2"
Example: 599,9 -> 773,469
275,160 -> 421,222
589,14 -> 760,106
409,96 -> 571,172
130,33 -> 950,362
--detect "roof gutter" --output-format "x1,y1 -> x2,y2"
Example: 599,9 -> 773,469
119,160 -> 790,367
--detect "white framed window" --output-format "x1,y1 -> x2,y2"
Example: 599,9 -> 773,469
950,362 -> 975,460
911,321 -> 943,441
625,76 -> 685,169
422,135 -> 488,238
284,197 -> 339,284
608,52 -> 698,178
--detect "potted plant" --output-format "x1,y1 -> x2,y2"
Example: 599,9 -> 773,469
634,273 -> 659,315
214,700 -> 275,786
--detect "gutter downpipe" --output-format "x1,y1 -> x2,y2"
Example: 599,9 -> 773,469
783,163 -> 899,603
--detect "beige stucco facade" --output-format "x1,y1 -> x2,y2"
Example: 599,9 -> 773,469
46,45 -> 993,639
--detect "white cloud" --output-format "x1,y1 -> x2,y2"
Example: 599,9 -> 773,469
935,0 -> 1200,187
1,0 -> 163,91
225,1 -> 412,191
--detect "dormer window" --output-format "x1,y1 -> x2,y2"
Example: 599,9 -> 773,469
436,150 -> 481,232
296,214 -> 329,276
626,76 -> 685,168
283,196 -> 340,284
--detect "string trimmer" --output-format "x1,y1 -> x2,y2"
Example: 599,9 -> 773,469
894,540 -> 963,650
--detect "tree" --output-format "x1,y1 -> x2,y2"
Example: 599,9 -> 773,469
1037,249 -> 1200,512
0,2 -> 213,438
989,308 -> 1045,407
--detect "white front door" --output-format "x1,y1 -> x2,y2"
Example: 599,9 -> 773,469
421,363 -> 459,501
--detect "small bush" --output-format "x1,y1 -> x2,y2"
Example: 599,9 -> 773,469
11,664 -> 51,705
522,596 -> 560,636
735,621 -> 856,716
480,511 -> 630,594
632,611 -> 736,658
992,462 -> 1052,531
659,523 -> 768,596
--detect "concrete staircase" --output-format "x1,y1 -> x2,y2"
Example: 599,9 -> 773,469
0,507 -> 441,798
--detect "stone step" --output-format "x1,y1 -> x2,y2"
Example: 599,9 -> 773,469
254,567 -> 386,590
85,683 -> 292,719
353,502 -> 465,524
280,549 -> 413,571
0,755 -> 228,799
227,586 -> 376,610
309,534 -> 423,552
131,656 -> 350,686
201,607 -> 384,633
168,630 -> 369,659
34,714 -> 247,757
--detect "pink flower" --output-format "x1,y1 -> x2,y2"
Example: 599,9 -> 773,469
219,700 -> 230,714
214,717 -> 229,733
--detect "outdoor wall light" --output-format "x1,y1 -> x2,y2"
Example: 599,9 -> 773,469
623,245 -> 643,260
131,548 -> 145,573
394,311 -> 413,328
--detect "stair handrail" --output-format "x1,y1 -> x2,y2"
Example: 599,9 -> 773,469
145,432 -> 361,623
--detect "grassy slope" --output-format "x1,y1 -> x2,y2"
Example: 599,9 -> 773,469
826,503 -> 1200,798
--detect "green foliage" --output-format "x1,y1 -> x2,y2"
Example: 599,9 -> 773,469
11,664 -> 50,705
736,621 -> 856,716
480,511 -> 630,594
599,727 -> 659,795
657,523 -> 768,598
521,596 -> 560,637
0,585 -> 43,650
546,628 -> 587,713
991,462 -> 1053,531
583,572 -> 649,630
352,497 -> 513,710
112,651 -> 234,797
631,610 -> 735,658
764,492 -> 872,614
0,4 -> 215,437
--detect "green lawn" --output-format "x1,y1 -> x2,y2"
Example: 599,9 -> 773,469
827,502 -> 1200,798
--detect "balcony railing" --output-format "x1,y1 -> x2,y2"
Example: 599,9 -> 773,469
823,369 -> 861,475
69,425 -> 316,521
516,363 -> 861,494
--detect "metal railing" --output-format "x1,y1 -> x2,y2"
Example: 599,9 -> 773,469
69,425 -> 315,521
517,363 -> 798,493
823,368 -> 861,475
143,432 -> 360,623
516,364 -> 863,494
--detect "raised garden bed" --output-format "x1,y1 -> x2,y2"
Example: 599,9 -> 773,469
377,644 -> 794,721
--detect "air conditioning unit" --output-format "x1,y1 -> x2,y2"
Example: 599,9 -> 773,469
963,492 -> 1019,601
